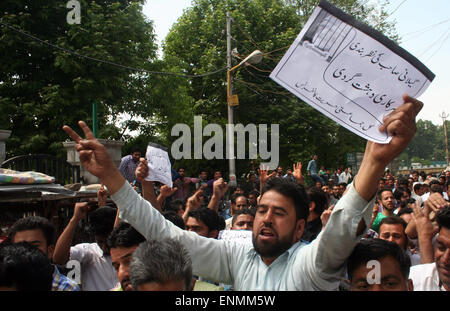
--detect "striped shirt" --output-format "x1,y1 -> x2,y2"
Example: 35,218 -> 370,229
118,155 -> 140,183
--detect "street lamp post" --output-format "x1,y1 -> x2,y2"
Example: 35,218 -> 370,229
226,13 -> 263,187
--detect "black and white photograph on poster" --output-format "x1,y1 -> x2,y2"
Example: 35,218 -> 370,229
271,0 -> 435,144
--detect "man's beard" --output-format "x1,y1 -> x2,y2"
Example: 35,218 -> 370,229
252,226 -> 295,259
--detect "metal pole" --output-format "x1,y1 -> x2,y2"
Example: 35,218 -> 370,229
440,112 -> 450,167
227,11 -> 237,187
93,101 -> 98,138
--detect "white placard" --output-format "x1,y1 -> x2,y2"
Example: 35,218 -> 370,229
270,0 -> 435,143
145,143 -> 173,188
218,229 -> 253,246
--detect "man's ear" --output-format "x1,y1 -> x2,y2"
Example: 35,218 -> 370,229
47,244 -> 55,260
309,201 -> 316,213
294,219 -> 306,243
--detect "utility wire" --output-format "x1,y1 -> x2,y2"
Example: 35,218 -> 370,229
235,79 -> 339,133
0,20 -> 227,78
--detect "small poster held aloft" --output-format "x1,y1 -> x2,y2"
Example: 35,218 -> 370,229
218,229 -> 253,246
145,142 -> 173,188
270,0 -> 435,144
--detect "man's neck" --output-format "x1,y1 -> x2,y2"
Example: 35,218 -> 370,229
382,208 -> 394,216
262,256 -> 277,266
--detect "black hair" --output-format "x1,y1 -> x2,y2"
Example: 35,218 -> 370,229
165,199 -> 185,213
261,177 -> 309,221
379,216 -> 408,231
347,238 -> 411,281
400,198 -> 416,209
248,190 -> 260,197
435,207 -> 450,230
393,187 -> 406,201
397,207 -> 414,217
398,176 -> 409,187
230,193 -> 247,205
107,222 -> 146,249
413,183 -> 422,192
0,242 -> 54,291
8,216 -> 55,246
187,207 -> 225,232
306,186 -> 328,216
130,146 -> 142,154
88,206 -> 117,237
231,208 -> 256,227
163,211 -> 185,230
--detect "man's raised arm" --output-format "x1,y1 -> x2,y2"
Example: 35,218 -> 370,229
63,121 -> 126,194
353,94 -> 423,202
301,94 -> 424,290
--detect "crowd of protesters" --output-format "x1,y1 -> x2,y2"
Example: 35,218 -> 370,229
1,95 -> 450,292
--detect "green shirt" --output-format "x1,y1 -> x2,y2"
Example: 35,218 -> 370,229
371,213 -> 387,233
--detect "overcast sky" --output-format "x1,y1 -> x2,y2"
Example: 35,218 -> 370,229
143,0 -> 450,125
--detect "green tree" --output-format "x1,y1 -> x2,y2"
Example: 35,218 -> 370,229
0,0 -> 157,158
401,119 -> 446,165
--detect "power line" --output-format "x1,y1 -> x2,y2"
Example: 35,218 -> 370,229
424,30 -> 450,62
385,0 -> 408,19
235,79 -> 340,133
401,18 -> 450,40
0,20 -> 227,79
417,26 -> 450,57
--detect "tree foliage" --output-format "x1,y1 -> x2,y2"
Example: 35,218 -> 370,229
401,120 -> 447,165
162,0 -> 398,177
0,0 -> 157,158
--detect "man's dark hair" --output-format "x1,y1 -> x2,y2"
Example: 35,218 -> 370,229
398,176 -> 409,187
0,242 -> 54,291
347,238 -> 411,281
130,146 -> 142,154
163,211 -> 185,230
230,193 -> 243,205
130,239 -> 192,291
249,190 -> 260,197
413,183 -> 422,192
107,222 -> 146,249
306,186 -> 328,216
393,187 -> 405,201
231,208 -> 256,227
187,207 -> 225,232
8,216 -> 55,246
435,207 -> 450,230
379,216 -> 408,231
397,207 -> 413,217
88,206 -> 117,237
261,177 -> 309,221
400,197 -> 416,209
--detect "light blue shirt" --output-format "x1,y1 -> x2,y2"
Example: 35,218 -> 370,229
111,181 -> 373,291
307,159 -> 318,175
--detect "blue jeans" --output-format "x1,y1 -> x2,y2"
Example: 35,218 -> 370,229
311,173 -> 324,185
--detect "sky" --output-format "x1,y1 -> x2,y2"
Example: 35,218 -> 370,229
142,0 -> 450,126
